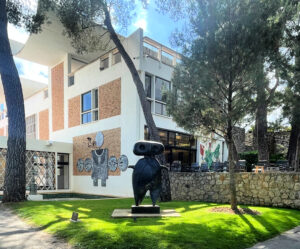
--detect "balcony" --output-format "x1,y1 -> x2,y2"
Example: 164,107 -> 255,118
143,37 -> 181,67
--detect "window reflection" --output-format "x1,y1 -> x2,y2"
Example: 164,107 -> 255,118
144,127 -> 196,167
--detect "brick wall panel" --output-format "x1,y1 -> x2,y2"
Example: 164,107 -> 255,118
73,128 -> 121,176
99,78 -> 121,120
39,109 -> 49,140
68,96 -> 81,128
51,62 -> 64,131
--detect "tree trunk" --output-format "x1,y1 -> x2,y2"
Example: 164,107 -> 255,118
227,78 -> 237,210
103,8 -> 171,201
294,134 -> 300,172
226,137 -> 237,210
232,140 -> 239,162
0,0 -> 27,202
287,122 -> 300,167
255,64 -> 269,163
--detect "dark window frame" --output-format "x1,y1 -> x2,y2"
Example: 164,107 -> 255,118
144,126 -> 196,167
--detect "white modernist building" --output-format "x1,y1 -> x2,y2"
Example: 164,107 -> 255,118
0,14 -> 228,197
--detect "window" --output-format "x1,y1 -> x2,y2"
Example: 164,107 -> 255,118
144,127 -> 196,167
112,52 -> 121,64
100,57 -> 109,70
144,75 -> 171,116
68,76 -> 74,87
155,77 -> 170,116
44,89 -> 48,99
145,74 -> 153,111
26,114 -> 36,139
81,89 -> 99,124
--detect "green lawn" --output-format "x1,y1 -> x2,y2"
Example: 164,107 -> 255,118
7,198 -> 300,249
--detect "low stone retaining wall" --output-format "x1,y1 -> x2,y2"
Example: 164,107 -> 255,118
169,172 -> 300,209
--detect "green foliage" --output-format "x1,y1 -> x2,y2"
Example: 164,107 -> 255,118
268,121 -> 291,133
54,0 -> 144,54
6,0 -> 52,33
166,0 -> 292,139
240,151 -> 286,165
270,153 -> 285,163
10,199 -> 300,249
239,151 -> 258,170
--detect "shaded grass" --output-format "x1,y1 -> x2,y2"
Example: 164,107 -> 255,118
6,199 -> 300,249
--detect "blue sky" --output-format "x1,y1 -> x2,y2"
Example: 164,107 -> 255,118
8,1 -> 181,84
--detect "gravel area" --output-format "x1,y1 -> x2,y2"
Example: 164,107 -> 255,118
0,204 -> 72,249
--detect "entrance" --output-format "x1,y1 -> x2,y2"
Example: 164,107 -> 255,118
57,153 -> 69,189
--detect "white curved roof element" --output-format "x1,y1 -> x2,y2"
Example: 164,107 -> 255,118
9,39 -> 25,55
0,77 -> 47,102
15,11 -> 112,67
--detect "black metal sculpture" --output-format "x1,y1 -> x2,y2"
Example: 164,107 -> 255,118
130,140 -> 165,207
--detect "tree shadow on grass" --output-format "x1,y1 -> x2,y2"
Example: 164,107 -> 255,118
8,200 -> 300,249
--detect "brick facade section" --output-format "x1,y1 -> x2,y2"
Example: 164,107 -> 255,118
99,78 -> 121,120
68,96 -> 81,128
0,128 -> 4,136
73,128 -> 121,176
39,109 -> 49,140
51,62 -> 64,131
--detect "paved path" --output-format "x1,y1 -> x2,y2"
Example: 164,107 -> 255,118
0,205 -> 72,249
249,226 -> 300,249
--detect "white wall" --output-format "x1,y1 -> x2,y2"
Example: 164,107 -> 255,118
0,136 -> 73,194
6,27 -> 229,197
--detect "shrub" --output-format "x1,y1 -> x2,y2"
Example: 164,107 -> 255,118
239,151 -> 258,171
270,153 -> 285,163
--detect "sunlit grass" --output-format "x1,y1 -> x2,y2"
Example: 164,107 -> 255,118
7,199 -> 300,249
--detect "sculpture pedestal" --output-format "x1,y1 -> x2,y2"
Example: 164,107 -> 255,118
131,205 -> 160,214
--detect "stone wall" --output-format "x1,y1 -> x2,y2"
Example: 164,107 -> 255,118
245,130 -> 290,155
170,172 -> 300,209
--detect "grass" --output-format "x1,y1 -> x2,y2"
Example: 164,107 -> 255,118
6,198 -> 300,249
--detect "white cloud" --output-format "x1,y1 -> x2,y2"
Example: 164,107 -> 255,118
14,57 -> 48,84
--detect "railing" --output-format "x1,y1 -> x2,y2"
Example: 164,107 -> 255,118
143,46 -> 159,60
143,37 -> 181,67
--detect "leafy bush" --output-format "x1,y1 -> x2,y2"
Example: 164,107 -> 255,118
239,151 -> 258,171
270,153 -> 285,163
240,151 -> 286,169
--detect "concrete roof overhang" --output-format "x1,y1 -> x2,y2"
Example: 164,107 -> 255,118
15,11 -> 112,67
0,77 -> 47,103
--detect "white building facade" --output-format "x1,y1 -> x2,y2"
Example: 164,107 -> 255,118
0,14 -> 228,197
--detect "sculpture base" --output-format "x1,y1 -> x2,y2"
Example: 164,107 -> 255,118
112,209 -> 180,218
27,194 -> 43,201
131,205 -> 160,214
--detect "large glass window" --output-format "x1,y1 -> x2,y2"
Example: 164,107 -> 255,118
144,74 -> 170,116
81,89 -> 98,124
144,127 -> 196,167
155,77 -> 170,103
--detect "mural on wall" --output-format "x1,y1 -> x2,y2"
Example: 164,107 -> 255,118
76,131 -> 128,187
201,143 -> 221,169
